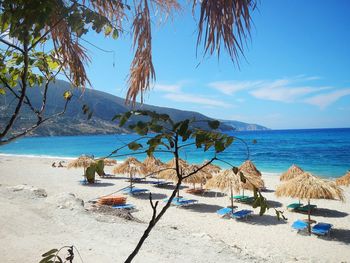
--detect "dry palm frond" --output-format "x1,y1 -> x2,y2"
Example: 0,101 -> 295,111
280,164 -> 304,181
276,172 -> 345,201
127,0 -> 155,104
336,171 -> 350,187
50,15 -> 91,88
194,0 -> 256,63
239,160 -> 261,177
67,156 -> 94,169
113,157 -> 147,176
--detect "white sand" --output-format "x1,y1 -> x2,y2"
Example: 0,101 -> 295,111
0,155 -> 349,263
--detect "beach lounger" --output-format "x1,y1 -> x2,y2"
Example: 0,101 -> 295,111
296,204 -> 317,212
163,197 -> 198,207
291,220 -> 308,233
231,195 -> 254,203
172,198 -> 198,207
312,223 -> 332,237
287,203 -> 303,210
216,207 -> 236,217
112,203 -> 135,210
151,181 -> 172,187
122,187 -> 149,195
79,179 -> 101,185
230,209 -> 253,220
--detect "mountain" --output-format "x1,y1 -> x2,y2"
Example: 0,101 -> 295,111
221,120 -> 269,131
0,79 -> 268,136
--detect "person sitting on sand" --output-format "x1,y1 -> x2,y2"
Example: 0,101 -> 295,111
51,162 -> 56,167
58,161 -> 64,168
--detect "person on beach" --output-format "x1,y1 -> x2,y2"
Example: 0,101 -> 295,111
51,162 -> 56,167
58,161 -> 64,168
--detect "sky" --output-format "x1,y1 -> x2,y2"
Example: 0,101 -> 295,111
81,0 -> 350,129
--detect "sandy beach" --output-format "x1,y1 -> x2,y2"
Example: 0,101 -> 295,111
0,155 -> 349,263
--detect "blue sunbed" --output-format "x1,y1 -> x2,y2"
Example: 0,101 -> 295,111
291,220 -> 308,232
112,203 -> 135,210
231,209 -> 253,220
312,223 -> 332,236
217,207 -> 235,217
122,187 -> 149,195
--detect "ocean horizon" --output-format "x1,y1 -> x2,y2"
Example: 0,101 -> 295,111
1,127 -> 349,178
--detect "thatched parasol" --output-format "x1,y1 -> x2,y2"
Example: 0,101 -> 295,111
280,164 -> 304,181
182,165 -> 212,189
113,157 -> 147,189
205,169 -> 241,209
158,158 -> 190,179
276,172 -> 345,232
201,160 -> 222,174
102,158 -> 117,166
67,156 -> 94,175
239,160 -> 262,177
143,155 -> 165,175
336,171 -> 350,187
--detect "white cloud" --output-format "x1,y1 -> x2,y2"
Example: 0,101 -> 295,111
154,84 -> 181,93
250,85 -> 330,103
304,88 -> 350,109
164,93 -> 232,108
208,80 -> 263,95
209,76 -> 343,107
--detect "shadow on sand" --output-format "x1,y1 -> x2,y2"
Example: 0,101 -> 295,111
202,191 -> 226,198
133,192 -> 168,200
82,182 -> 115,187
244,214 -> 288,226
330,229 -> 350,244
311,208 -> 349,218
267,200 -> 283,208
184,203 -> 223,213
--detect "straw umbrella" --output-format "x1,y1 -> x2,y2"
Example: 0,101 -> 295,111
113,157 -> 147,190
336,171 -> 350,187
158,158 -> 191,197
67,155 -> 94,175
276,172 -> 345,233
205,169 -> 242,209
238,160 -> 265,195
239,160 -> 262,177
103,158 -> 117,166
280,164 -> 304,181
143,155 -> 165,176
183,164 -> 213,189
201,160 -> 221,174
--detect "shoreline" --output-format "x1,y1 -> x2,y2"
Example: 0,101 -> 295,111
0,153 -> 283,177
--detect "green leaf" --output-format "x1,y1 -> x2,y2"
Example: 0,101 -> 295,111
0,88 -> 5,95
214,140 -> 225,152
112,29 -> 119,39
239,172 -> 246,183
104,25 -> 113,36
63,91 -> 73,100
208,120 -> 220,129
128,142 -> 143,151
42,249 -> 58,257
178,120 -> 189,136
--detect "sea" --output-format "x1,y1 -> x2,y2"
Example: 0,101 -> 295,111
0,128 -> 349,179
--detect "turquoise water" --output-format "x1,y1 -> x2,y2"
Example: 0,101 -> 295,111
0,128 -> 349,178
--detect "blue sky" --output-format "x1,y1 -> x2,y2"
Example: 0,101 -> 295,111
82,0 -> 350,129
